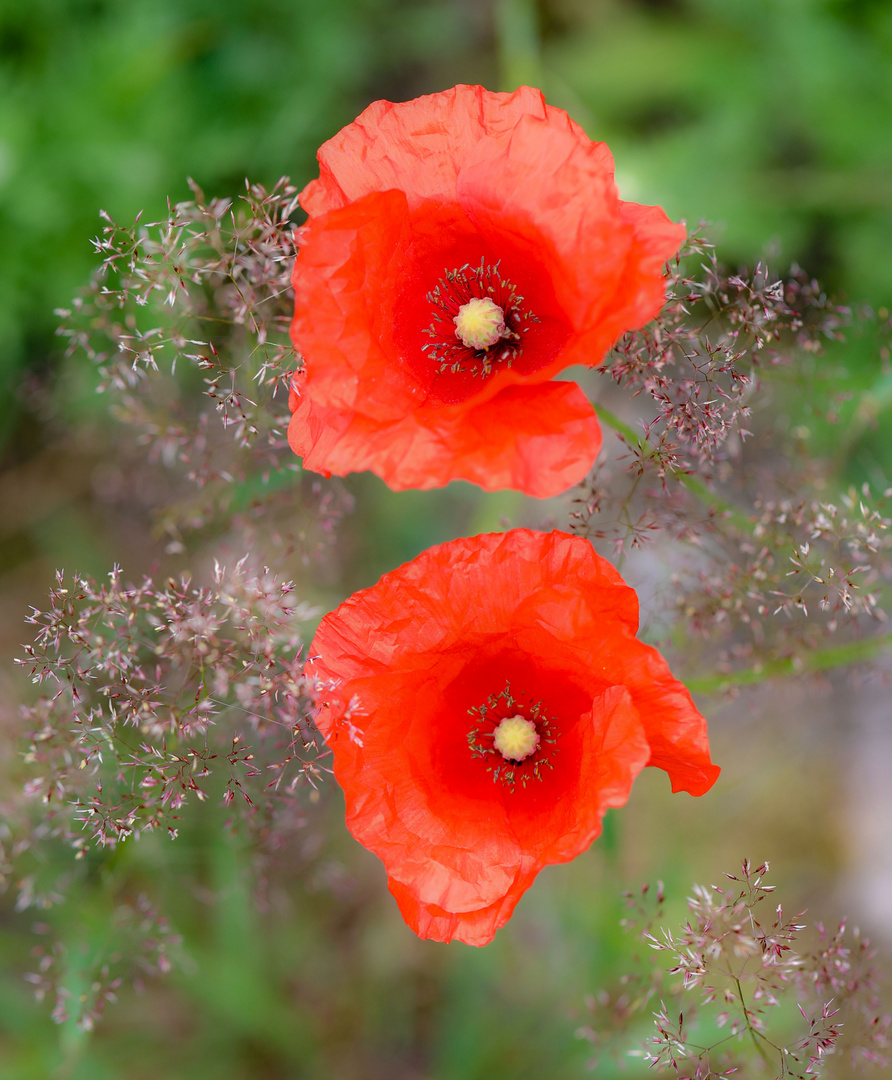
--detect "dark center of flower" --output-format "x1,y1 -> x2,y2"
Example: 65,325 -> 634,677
467,682 -> 557,790
422,259 -> 538,377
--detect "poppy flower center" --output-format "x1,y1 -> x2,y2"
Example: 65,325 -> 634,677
467,682 -> 557,790
422,259 -> 538,378
492,714 -> 540,761
454,297 -> 506,350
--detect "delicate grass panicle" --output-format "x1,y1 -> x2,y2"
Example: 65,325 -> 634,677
572,238 -> 859,552
12,106 -> 890,1039
54,179 -> 333,542
24,895 -> 181,1034
600,235 -> 852,474
15,559 -> 323,877
672,488 -> 892,688
572,238 -> 892,689
578,861 -> 890,1078
10,556 -> 324,1035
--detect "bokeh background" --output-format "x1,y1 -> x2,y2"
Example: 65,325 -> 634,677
2,1 -> 892,1077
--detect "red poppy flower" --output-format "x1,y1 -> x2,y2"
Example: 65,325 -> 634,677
288,84 -> 685,497
307,529 -> 719,945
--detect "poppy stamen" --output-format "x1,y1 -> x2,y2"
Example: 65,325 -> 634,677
422,258 -> 538,377
467,682 -> 557,790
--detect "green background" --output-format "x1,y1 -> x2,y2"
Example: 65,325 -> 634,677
1,1 -> 891,1077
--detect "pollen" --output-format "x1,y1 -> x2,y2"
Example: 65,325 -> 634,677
453,297 -> 506,350
492,714 -> 540,763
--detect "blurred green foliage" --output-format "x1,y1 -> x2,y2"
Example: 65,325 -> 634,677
542,0 -> 892,304
0,0 -> 489,446
2,1 -> 892,1077
4,0 -> 892,448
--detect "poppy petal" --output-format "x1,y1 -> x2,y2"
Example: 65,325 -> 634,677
309,530 -> 719,944
301,85 -> 562,216
290,85 -> 684,494
287,370 -> 602,497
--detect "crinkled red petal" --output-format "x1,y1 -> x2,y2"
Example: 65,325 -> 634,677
293,189 -> 577,416
309,530 -> 719,944
387,868 -> 539,947
291,189 -> 418,422
301,85 -> 573,216
290,86 -> 685,493
287,368 -> 602,497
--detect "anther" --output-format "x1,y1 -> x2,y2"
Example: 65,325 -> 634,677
424,259 -> 538,376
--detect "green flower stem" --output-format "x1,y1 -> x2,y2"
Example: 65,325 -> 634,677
686,631 -> 892,694
590,401 -> 639,445
731,974 -> 778,1071
592,402 -> 754,534
591,403 -> 892,690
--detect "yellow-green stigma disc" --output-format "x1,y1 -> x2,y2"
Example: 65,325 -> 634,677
492,714 -> 540,762
453,297 -> 506,350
